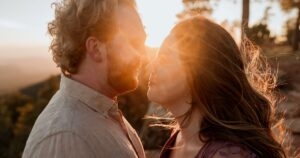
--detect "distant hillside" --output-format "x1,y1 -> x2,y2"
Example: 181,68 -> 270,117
20,75 -> 60,98
0,45 -> 59,94
0,75 -> 60,158
0,58 -> 59,94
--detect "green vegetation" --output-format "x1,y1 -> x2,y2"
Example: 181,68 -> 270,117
0,76 -> 59,158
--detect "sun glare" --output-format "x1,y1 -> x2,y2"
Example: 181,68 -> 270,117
136,0 -> 183,48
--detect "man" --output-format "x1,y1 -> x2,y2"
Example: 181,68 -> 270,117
22,0 -> 146,157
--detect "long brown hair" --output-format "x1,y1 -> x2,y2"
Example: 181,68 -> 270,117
170,16 -> 286,158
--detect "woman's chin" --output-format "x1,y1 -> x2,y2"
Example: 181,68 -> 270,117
147,88 -> 160,103
147,88 -> 169,107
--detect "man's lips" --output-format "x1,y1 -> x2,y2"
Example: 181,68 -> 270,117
132,61 -> 142,74
125,63 -> 141,74
133,67 -> 141,76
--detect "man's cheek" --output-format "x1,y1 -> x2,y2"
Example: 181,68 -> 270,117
108,58 -> 126,77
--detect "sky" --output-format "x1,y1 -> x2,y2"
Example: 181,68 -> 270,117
0,0 -> 296,48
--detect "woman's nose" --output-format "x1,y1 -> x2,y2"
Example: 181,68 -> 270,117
149,58 -> 161,74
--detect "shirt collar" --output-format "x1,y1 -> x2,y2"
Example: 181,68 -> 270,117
59,75 -> 118,114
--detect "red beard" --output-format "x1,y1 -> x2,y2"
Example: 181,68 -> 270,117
107,52 -> 141,94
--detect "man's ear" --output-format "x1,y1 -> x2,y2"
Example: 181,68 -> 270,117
85,37 -> 107,62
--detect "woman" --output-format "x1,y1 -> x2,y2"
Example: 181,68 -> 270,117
147,16 -> 286,158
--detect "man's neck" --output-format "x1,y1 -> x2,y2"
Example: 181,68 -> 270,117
70,74 -> 118,100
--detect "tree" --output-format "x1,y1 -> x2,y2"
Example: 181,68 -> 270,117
0,76 -> 59,158
248,23 -> 275,45
179,0 -> 251,44
280,0 -> 300,51
248,6 -> 275,45
177,0 -> 219,18
0,93 -> 32,158
285,18 -> 300,45
242,0 -> 250,40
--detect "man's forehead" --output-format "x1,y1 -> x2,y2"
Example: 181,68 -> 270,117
117,5 -> 146,40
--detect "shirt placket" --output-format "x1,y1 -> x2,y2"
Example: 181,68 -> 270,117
109,108 -> 143,158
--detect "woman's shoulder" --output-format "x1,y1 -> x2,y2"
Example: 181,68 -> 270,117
197,140 -> 257,158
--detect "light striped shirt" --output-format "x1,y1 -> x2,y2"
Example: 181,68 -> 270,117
22,75 -> 145,158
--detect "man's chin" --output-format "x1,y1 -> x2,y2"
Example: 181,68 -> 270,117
121,79 -> 139,93
109,76 -> 139,95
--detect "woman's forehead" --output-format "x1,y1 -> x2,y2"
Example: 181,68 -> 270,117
158,36 -> 182,60
161,35 -> 178,51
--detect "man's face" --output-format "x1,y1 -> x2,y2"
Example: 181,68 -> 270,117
106,5 -> 146,94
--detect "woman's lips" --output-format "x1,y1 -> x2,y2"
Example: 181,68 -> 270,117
148,79 -> 157,87
148,74 -> 157,87
148,80 -> 154,86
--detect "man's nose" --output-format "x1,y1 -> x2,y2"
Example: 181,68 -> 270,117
134,45 -> 148,65
137,44 -> 147,59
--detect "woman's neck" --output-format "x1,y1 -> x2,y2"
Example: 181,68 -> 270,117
166,99 -> 204,158
177,108 -> 202,143
165,98 -> 202,143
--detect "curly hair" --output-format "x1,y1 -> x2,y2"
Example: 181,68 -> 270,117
48,0 -> 136,75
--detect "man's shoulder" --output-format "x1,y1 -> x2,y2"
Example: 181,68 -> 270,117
33,90 -> 84,129
26,90 -> 109,146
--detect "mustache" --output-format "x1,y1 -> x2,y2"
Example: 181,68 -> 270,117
131,57 -> 142,69
110,57 -> 142,73
124,56 -> 142,71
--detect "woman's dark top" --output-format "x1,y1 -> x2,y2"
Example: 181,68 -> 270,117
160,131 -> 257,158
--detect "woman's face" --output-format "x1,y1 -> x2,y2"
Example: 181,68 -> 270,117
147,35 -> 190,107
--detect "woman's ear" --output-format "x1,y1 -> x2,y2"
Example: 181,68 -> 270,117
85,37 -> 107,62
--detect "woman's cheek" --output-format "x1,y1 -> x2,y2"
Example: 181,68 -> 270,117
148,76 -> 187,105
147,79 -> 169,104
147,65 -> 188,104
